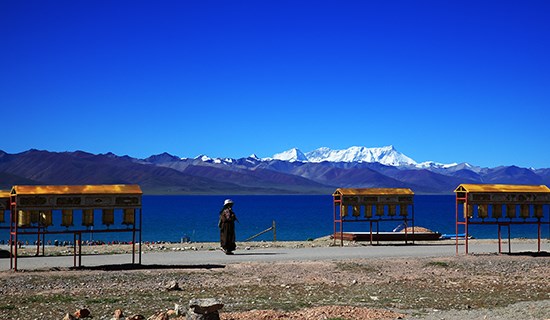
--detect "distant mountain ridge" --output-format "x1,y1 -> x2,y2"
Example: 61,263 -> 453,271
0,147 -> 548,195
272,145 -> 435,167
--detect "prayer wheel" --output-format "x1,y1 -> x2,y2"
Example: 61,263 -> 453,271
39,210 -> 53,227
82,209 -> 94,227
18,210 -> 31,227
520,204 -> 530,219
400,204 -> 408,216
61,209 -> 73,227
102,209 -> 115,226
376,204 -> 384,216
464,204 -> 474,218
340,205 -> 348,217
506,204 -> 516,218
388,205 -> 397,216
30,210 -> 40,224
122,208 -> 135,225
492,204 -> 503,219
0,209 -> 4,223
534,205 -> 544,219
364,205 -> 373,218
352,205 -> 360,217
477,204 -> 488,219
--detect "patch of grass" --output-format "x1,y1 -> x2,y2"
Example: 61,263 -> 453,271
88,297 -> 121,304
426,261 -> 450,268
335,262 -> 377,273
0,305 -> 15,311
21,294 -> 76,304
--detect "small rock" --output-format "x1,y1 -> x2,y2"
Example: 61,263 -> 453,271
188,298 -> 224,319
166,280 -> 181,291
174,304 -> 184,316
63,313 -> 76,320
113,309 -> 124,319
74,308 -> 91,318
147,312 -> 169,320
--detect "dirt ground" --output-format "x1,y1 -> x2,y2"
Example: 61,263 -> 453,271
1,239 -> 549,320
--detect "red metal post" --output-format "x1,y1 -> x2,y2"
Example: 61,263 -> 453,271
498,223 -> 502,254
132,208 -> 136,264
455,198 -> 458,256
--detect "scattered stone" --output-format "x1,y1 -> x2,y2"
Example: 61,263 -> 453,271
63,313 -> 77,320
147,311 -> 169,320
74,308 -> 91,318
112,309 -> 124,319
187,298 -> 224,320
174,303 -> 184,316
166,280 -> 181,291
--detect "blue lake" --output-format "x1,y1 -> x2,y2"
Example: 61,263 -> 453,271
2,195 -> 549,243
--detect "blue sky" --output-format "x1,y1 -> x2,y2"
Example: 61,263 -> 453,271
1,1 -> 549,168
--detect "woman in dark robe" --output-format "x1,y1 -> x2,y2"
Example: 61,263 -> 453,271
218,199 -> 237,254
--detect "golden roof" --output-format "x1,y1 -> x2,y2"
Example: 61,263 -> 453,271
11,185 -> 142,195
333,188 -> 414,196
455,184 -> 550,193
0,190 -> 10,199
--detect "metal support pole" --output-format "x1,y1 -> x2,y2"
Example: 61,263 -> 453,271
498,224 -> 502,254
538,221 -> 541,253
73,232 -> 77,267
139,208 -> 142,265
36,228 -> 41,256
412,204 -> 415,245
79,232 -> 82,267
455,199 -> 459,255
369,221 -> 373,245
132,208 -> 136,265
508,225 -> 511,254
464,198 -> 470,255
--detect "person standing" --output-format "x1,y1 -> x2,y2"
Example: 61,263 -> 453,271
218,199 -> 237,254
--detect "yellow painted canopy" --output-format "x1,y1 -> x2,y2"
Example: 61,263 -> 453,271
333,188 -> 414,196
11,184 -> 142,196
0,190 -> 10,199
455,184 -> 550,194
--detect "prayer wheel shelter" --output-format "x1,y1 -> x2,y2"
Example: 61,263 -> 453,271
9,184 -> 143,271
455,184 -> 550,254
0,190 -> 9,225
333,188 -> 424,246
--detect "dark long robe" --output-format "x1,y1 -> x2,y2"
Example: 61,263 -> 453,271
219,207 -> 236,252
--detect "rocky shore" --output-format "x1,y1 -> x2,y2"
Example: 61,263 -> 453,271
1,238 -> 549,320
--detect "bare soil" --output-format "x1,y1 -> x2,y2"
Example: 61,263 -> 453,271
1,240 -> 549,320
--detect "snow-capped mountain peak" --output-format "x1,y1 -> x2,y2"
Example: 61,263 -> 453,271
272,148 -> 308,162
303,145 -> 417,166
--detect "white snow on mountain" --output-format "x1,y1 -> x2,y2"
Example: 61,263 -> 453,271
305,145 -> 417,166
416,161 -> 459,169
198,145 -> 463,169
272,148 -> 308,162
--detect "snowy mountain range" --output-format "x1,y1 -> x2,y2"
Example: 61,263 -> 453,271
271,145 -> 433,167
0,147 -> 548,194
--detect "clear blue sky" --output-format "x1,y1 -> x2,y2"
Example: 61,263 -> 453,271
1,1 -> 549,168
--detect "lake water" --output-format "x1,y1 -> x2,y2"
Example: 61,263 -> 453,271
1,195 -> 549,243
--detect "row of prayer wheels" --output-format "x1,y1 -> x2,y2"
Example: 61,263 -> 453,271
341,204 -> 409,217
465,203 -> 544,219
11,208 -> 136,227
